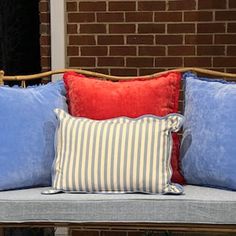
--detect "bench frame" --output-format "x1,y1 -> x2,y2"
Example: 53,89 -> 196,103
0,67 -> 236,234
1,67 -> 236,86
0,223 -> 236,234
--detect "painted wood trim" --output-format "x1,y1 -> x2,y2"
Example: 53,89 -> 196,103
50,0 -> 66,81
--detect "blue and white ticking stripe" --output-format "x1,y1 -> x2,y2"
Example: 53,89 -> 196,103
52,109 -> 184,194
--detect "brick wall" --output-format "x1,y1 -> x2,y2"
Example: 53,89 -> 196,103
65,0 -> 236,76
39,0 -> 50,72
39,0 -> 236,75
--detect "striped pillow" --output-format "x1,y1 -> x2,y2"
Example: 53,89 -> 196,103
52,109 -> 184,194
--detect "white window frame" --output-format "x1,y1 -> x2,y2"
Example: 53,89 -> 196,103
50,0 -> 66,81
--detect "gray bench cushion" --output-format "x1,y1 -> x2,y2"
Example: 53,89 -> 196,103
0,185 -> 236,224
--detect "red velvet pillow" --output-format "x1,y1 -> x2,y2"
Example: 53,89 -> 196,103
63,71 -> 184,184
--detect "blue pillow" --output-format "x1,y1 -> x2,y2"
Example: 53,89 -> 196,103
181,72 -> 236,191
0,81 -> 67,191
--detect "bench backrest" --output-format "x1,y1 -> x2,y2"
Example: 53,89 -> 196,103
1,67 -> 236,116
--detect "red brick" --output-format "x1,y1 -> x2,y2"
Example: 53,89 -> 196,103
81,46 -> 107,56
139,46 -> 166,56
79,2 -> 106,12
126,57 -> 154,67
184,11 -> 213,22
226,68 -> 236,75
97,13 -> 124,22
109,24 -> 136,34
39,2 -> 49,12
184,57 -> 211,67
66,2 -> 77,12
67,46 -> 79,56
125,12 -> 153,22
110,68 -> 137,76
139,68 -> 163,75
98,57 -> 124,67
197,46 -> 225,56
69,35 -> 96,45
138,1 -> 166,11
110,46 -> 136,56
40,13 -> 50,23
80,24 -> 106,34
98,35 -> 124,45
168,46 -> 195,56
156,57 -> 183,67
215,34 -> 236,44
215,11 -> 236,21
198,0 -> 227,9
68,13 -> 95,23
213,57 -> 236,67
41,57 -> 50,67
229,0 -> 236,8
167,23 -> 195,33
40,46 -> 50,56
156,35 -> 183,45
228,23 -> 236,33
40,35 -> 50,45
168,0 -> 196,10
185,35 -> 213,44
109,2 -> 136,11
127,35 -> 154,45
155,12 -> 182,22
41,60 -> 51,67
69,57 -> 96,67
67,24 -> 78,34
197,23 -> 225,33
227,46 -> 236,56
138,24 -> 165,33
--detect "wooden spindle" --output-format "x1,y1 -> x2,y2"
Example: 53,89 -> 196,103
0,70 -> 4,85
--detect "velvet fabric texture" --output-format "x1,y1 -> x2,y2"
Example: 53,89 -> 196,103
0,81 -> 67,191
181,72 -> 236,191
63,71 -> 184,184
